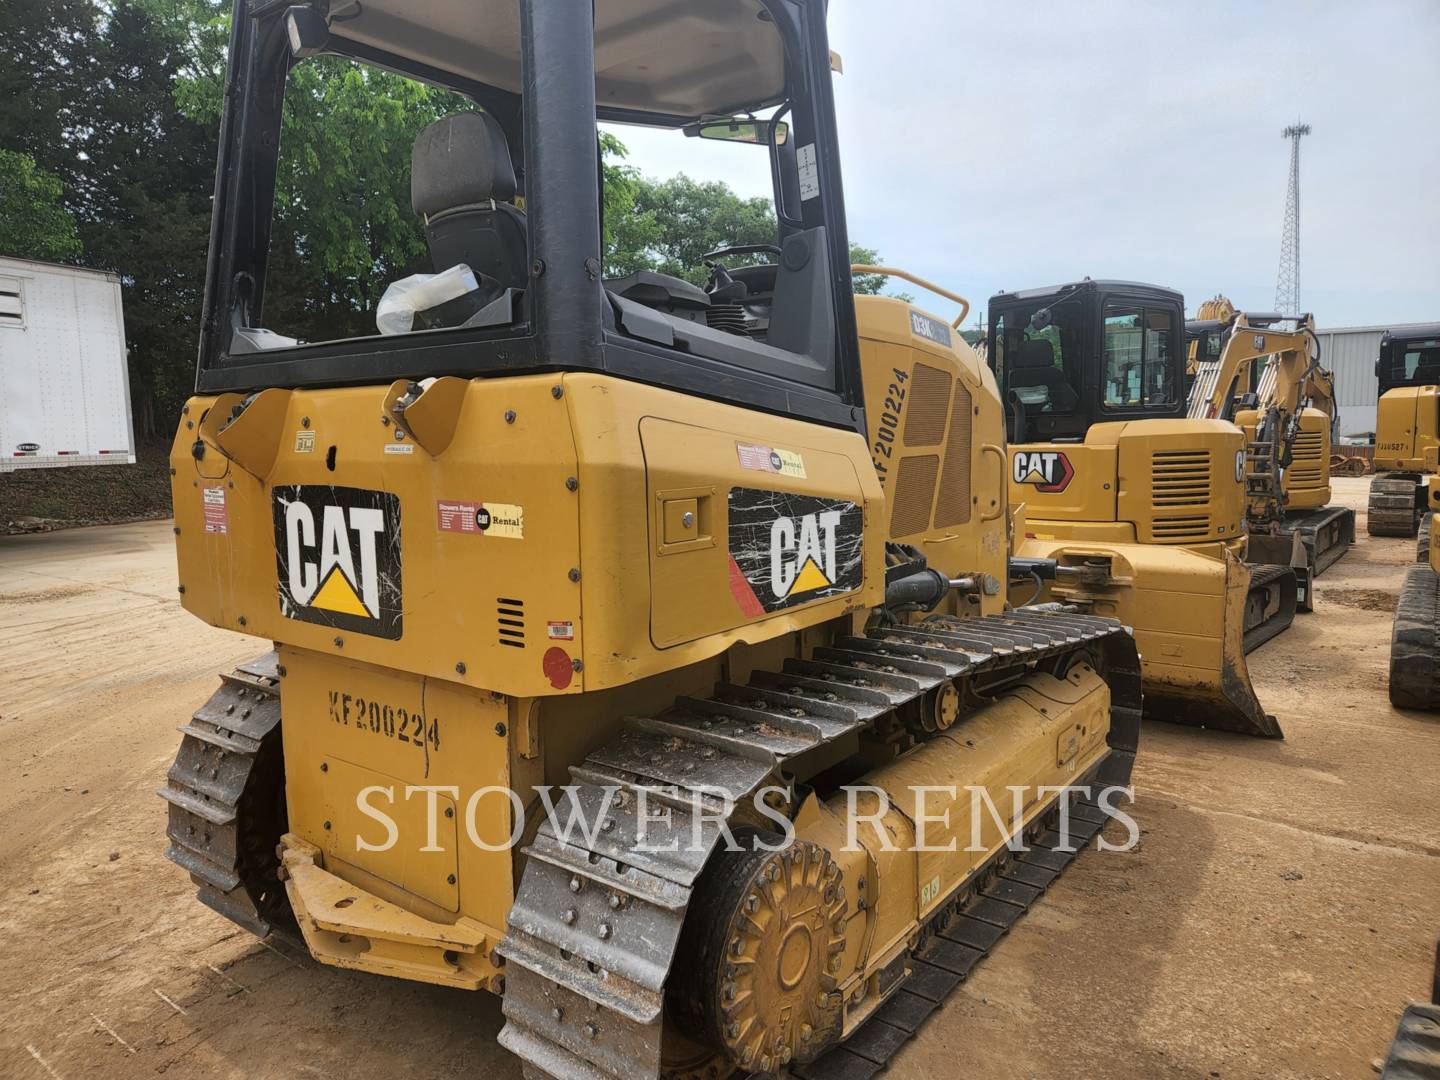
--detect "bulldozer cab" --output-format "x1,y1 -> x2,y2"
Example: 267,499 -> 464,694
197,0 -> 862,431
987,279 -> 1187,443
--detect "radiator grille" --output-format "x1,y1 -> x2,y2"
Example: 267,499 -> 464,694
1289,430 -> 1325,488
497,597 -> 525,648
1151,449 -> 1212,541
902,363 -> 953,447
933,380 -> 974,529
890,454 -> 941,538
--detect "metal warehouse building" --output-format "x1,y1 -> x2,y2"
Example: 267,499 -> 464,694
1318,322 -> 1439,440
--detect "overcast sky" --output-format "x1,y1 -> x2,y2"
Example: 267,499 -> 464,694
611,0 -> 1439,330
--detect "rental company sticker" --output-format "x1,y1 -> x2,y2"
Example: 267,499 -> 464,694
294,430 -> 316,453
436,500 -> 524,539
202,485 -> 228,534
384,442 -> 414,455
736,442 -> 807,479
547,621 -> 575,641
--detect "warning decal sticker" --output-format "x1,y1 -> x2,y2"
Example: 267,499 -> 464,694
273,485 -> 402,640
202,485 -> 228,535
727,486 -> 863,614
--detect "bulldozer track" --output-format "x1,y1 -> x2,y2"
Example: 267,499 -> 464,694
1390,563 -> 1440,710
157,653 -> 289,938
497,609 -> 1141,1080
1370,476 -> 1422,538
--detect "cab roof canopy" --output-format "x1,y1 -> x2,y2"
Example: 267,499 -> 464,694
330,0 -> 789,123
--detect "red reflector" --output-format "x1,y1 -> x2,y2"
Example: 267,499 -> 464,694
1024,531 -> 1036,539
1205,405 -> 1217,420
57,450 -> 77,455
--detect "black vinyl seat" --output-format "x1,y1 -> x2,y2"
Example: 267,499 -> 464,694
1012,338 -> 1077,411
411,112 -> 528,292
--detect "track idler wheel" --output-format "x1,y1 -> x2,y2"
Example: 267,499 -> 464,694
672,836 -> 847,1074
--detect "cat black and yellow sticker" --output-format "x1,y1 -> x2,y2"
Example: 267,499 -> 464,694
726,486 -> 863,615
273,485 -> 402,639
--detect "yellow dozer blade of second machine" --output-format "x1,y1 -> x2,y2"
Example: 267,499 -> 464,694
156,5 -> 1144,1080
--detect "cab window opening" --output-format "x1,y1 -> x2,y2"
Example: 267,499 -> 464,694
1102,304 -> 1174,409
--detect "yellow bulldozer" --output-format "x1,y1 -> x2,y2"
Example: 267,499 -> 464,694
1187,307 -> 1355,584
1369,325 -> 1440,536
989,278 -> 1290,737
157,4 -> 1147,1078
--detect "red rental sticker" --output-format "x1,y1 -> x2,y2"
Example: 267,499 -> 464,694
437,500 -> 485,533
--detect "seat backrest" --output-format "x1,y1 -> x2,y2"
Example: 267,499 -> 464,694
1014,338 -> 1061,383
411,112 -> 528,288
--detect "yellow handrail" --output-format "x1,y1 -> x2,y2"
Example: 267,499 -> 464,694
851,265 -> 971,329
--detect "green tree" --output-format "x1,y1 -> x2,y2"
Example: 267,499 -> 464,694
0,151 -> 82,261
604,170 -> 902,298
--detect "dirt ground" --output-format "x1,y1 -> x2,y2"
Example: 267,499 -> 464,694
2,476 -> 1436,1080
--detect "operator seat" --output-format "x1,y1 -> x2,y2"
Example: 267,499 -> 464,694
1012,338 -> 1076,410
411,112 -> 528,292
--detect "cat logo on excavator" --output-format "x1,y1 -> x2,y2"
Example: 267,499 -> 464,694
1013,450 -> 1074,493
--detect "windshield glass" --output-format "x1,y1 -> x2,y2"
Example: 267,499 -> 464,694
1392,338 -> 1440,384
992,299 -> 1084,416
1102,304 -> 1175,408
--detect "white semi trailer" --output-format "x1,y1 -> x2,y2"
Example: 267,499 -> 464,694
0,256 -> 134,472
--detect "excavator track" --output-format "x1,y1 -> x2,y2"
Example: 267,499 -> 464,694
1242,562 -> 1299,653
497,609 -> 1141,1080
1370,476 -> 1422,537
157,653 -> 290,937
1390,563 -> 1440,710
1286,505 -> 1356,577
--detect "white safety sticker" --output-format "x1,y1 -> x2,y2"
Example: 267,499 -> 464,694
384,442 -> 414,455
797,143 -> 820,201
202,485 -> 228,535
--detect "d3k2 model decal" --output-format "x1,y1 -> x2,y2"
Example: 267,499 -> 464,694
1012,449 -> 1074,493
727,486 -> 864,615
273,485 -> 402,639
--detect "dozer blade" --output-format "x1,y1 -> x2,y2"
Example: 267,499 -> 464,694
1242,563 -> 1298,653
1140,553 -> 1281,737
1017,539 -> 1282,738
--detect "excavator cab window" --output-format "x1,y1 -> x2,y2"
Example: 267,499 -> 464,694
1101,305 -> 1175,409
191,0 -> 863,432
1377,329 -> 1440,393
991,299 -> 1084,419
1401,341 -> 1440,382
989,280 -> 1188,442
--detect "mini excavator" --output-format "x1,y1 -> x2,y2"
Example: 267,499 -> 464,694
989,278 -> 1291,737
